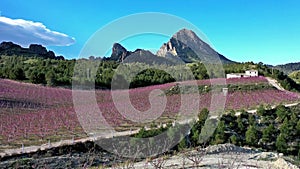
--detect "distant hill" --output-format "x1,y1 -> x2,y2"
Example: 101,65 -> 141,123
109,28 -> 234,64
273,62 -> 300,74
0,41 -> 64,60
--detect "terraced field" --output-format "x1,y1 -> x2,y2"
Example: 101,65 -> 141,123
0,76 -> 299,149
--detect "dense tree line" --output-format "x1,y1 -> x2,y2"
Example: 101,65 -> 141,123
0,56 -> 209,88
1,55 -> 300,92
0,56 -> 75,86
208,104 -> 300,158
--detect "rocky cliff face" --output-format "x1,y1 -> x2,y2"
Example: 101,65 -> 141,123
29,44 -> 48,55
110,43 -> 131,62
110,43 -> 175,65
110,28 -> 233,64
0,42 -> 22,50
0,41 -> 62,60
157,29 -> 232,63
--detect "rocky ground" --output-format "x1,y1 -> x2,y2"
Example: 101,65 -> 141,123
113,144 -> 300,169
1,143 -> 299,169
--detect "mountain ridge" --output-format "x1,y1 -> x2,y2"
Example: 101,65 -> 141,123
273,62 -> 300,74
0,41 -> 64,60
109,43 -> 177,65
110,28 -> 233,64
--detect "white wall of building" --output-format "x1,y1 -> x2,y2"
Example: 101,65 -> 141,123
245,70 -> 258,77
226,70 -> 258,79
226,74 -> 242,79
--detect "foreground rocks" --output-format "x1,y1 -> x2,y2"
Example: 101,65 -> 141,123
0,143 -> 299,169
132,144 -> 299,169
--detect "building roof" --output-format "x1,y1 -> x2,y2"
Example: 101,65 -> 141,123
246,69 -> 258,72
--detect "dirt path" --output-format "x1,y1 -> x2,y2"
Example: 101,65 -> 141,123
266,77 -> 286,91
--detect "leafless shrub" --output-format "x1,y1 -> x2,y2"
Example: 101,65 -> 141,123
181,154 -> 187,169
111,138 -> 141,159
82,145 -> 96,169
184,148 -> 206,168
217,152 -> 244,169
111,160 -> 135,169
109,139 -> 142,169
149,155 -> 168,169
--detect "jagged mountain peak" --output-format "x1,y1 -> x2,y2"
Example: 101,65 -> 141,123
157,28 -> 233,63
109,43 -> 176,65
112,43 -> 126,50
110,43 -> 130,62
172,28 -> 199,41
110,28 -> 233,64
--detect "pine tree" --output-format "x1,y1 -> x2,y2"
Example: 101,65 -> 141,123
245,125 -> 259,147
257,105 -> 266,116
296,120 -> 300,136
279,118 -> 290,139
230,135 -> 238,145
276,133 -> 288,154
212,121 -> 226,145
275,105 -> 289,123
45,69 -> 56,86
261,124 -> 277,147
198,108 -> 209,127
178,135 -> 187,151
237,116 -> 245,134
248,114 -> 256,126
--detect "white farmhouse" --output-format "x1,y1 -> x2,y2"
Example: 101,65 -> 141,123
245,70 -> 258,77
226,70 -> 258,79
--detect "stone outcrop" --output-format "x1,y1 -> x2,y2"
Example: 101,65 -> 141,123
0,41 -> 63,60
0,42 -> 22,50
110,43 -> 175,65
110,43 -> 130,62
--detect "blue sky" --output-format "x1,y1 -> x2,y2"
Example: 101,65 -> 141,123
0,0 -> 300,65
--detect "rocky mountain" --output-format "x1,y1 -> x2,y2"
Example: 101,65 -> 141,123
110,28 -> 233,64
0,41 -> 64,60
110,43 -> 176,65
157,28 -> 233,63
110,43 -> 131,62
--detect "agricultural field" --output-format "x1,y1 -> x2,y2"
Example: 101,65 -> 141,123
0,76 -> 299,150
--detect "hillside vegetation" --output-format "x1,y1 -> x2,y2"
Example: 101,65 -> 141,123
129,104 -> 300,166
1,55 -> 300,92
0,76 -> 299,150
274,62 -> 300,74
289,70 -> 300,83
